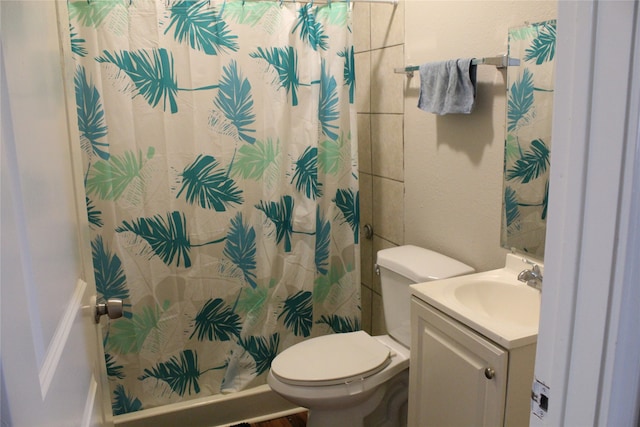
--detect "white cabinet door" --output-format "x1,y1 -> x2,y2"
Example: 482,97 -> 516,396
1,1 -> 111,426
409,298 -> 508,427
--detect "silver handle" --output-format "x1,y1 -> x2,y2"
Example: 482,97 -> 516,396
484,367 -> 495,380
94,298 -> 123,323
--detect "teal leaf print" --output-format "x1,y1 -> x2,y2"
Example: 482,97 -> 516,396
92,236 -> 130,316
279,291 -> 313,337
112,384 -> 143,416
506,139 -> 550,184
292,4 -> 328,51
190,298 -> 242,342
231,138 -> 280,180
177,154 -> 243,211
504,186 -> 521,229
86,197 -> 103,229
292,146 -> 322,199
319,60 -> 339,141
116,211 -> 192,268
315,207 -> 330,275
223,213 -> 258,289
86,150 -> 147,201
524,21 -> 556,65
138,350 -> 202,396
256,195 -> 294,252
239,333 -> 280,375
316,314 -> 360,333
250,47 -> 300,106
338,46 -> 355,104
334,189 -> 359,244
105,353 -> 124,379
75,66 -> 109,160
212,60 -> 256,144
96,48 -> 179,113
107,305 -> 162,354
507,68 -> 535,132
68,0 -> 123,28
69,24 -> 87,57
165,0 -> 239,55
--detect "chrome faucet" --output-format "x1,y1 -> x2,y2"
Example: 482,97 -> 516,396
518,264 -> 543,290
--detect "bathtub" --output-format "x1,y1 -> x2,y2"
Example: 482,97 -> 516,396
113,385 -> 302,427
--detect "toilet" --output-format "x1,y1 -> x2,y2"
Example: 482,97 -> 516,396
267,245 -> 474,427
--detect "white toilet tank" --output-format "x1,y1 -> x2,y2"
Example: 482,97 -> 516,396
376,245 -> 474,348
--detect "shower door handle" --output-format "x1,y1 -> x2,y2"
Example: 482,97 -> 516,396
94,298 -> 123,323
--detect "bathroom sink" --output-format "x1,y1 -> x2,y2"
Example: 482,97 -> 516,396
410,254 -> 541,349
453,280 -> 540,329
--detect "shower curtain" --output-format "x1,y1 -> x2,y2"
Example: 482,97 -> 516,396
68,0 -> 359,414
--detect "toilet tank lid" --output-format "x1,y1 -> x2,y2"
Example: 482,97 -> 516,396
376,245 -> 475,282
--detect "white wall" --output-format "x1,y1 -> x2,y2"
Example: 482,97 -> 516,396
403,1 -> 556,272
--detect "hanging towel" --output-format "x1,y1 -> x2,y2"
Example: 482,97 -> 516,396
417,58 -> 477,115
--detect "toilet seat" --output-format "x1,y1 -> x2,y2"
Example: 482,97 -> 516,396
270,331 -> 391,387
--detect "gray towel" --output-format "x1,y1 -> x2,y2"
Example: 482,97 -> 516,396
417,59 -> 477,115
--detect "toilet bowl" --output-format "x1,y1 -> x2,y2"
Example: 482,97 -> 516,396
267,245 -> 474,427
268,333 -> 410,427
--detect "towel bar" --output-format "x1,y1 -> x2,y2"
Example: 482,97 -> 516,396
394,55 -> 520,77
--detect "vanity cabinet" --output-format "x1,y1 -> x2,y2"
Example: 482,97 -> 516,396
408,297 -> 536,427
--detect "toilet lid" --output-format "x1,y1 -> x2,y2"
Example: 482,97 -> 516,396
270,331 -> 391,386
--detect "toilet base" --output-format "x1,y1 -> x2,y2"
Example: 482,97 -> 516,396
306,386 -> 385,427
305,370 -> 409,427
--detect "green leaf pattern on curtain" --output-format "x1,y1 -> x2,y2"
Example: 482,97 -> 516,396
292,146 -> 322,199
249,46 -> 300,106
279,291 -> 313,337
165,0 -> 239,55
190,298 -> 242,341
223,213 -> 258,288
292,4 -> 329,51
255,196 -> 295,252
138,349 -> 204,396
116,211 -> 193,268
210,60 -> 256,144
96,48 -> 181,113
177,154 -> 243,211
69,0 -> 358,414
319,59 -> 340,140
503,20 -> 556,257
75,66 -> 109,160
239,333 -> 280,376
112,385 -> 143,415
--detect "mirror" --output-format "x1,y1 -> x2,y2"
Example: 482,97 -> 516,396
501,20 -> 557,258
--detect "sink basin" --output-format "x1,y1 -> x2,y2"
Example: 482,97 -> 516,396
453,279 -> 540,329
411,254 -> 541,349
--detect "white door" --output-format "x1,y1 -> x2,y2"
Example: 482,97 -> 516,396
1,1 -> 112,426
